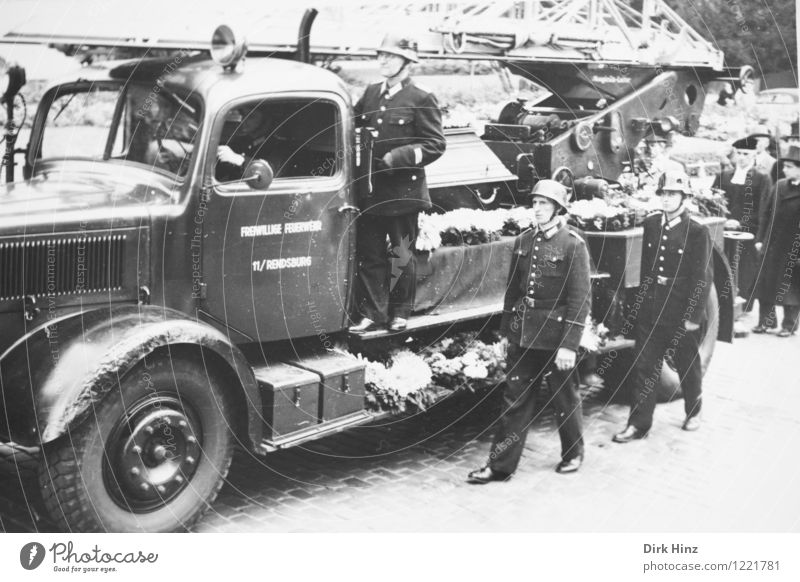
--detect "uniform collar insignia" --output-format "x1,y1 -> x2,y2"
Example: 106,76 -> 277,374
661,209 -> 685,230
540,216 -> 563,239
381,78 -> 407,99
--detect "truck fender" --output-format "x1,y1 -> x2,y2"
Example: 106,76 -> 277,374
712,245 -> 734,343
0,305 -> 262,448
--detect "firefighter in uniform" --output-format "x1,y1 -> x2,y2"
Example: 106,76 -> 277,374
467,180 -> 591,483
349,34 -> 446,333
614,171 -> 714,442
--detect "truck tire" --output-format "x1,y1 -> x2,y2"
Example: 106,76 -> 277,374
38,351 -> 234,532
655,283 -> 719,402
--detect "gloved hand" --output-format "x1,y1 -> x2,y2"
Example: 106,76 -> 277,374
217,145 -> 245,166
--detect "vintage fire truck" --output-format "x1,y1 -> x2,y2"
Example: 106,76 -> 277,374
0,1 -> 749,531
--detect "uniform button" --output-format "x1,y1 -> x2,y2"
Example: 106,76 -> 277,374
399,119 -> 405,125
658,267 -> 664,272
662,235 -> 667,240
659,256 -> 664,261
380,106 -> 386,111
411,175 -> 417,181
678,249 -> 683,254
534,246 -> 539,250
660,245 -> 666,250
377,119 -> 383,124
532,255 -> 537,259
361,114 -> 367,120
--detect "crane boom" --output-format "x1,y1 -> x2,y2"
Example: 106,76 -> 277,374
1,0 -> 723,70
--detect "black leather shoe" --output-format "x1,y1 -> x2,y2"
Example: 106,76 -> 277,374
612,425 -> 648,443
349,318 -> 378,333
777,328 -> 796,338
388,317 -> 408,332
555,457 -> 582,474
466,466 -> 510,484
682,415 -> 701,431
751,324 -> 770,334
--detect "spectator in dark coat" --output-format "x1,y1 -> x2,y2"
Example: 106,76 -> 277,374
753,146 -> 800,337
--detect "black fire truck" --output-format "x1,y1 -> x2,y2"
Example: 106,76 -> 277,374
0,2 -> 749,531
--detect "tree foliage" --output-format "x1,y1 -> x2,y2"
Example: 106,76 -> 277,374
661,0 -> 796,77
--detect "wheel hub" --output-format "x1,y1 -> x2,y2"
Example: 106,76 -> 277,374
106,397 -> 202,512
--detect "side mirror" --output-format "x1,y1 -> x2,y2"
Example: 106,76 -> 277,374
244,159 -> 274,190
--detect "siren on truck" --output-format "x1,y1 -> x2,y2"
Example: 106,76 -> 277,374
211,25 -> 247,71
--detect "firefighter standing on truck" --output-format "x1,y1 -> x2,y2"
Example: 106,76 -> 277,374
467,180 -> 591,483
613,170 -> 714,443
349,34 -> 446,333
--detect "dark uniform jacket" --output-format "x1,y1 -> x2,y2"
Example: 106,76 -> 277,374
354,78 -> 446,216
637,210 -> 714,328
500,220 -> 591,352
713,167 -> 772,234
756,179 -> 800,306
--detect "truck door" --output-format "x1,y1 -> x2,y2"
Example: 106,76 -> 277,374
200,94 -> 355,342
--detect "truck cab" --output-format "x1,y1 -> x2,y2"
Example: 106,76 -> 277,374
0,47 -> 377,532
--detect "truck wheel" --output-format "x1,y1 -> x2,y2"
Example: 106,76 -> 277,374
656,283 -> 719,402
38,352 -> 234,532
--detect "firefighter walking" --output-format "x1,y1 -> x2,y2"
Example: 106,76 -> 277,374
614,171 -> 714,442
349,34 -> 446,333
468,180 -> 591,483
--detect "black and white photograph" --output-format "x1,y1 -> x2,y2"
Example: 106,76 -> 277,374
0,0 -> 798,578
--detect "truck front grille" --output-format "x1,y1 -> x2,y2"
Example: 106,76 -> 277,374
0,234 -> 126,301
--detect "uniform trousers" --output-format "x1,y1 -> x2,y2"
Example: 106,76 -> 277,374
489,342 -> 584,475
758,302 -> 799,332
629,323 -> 704,432
355,212 -> 418,324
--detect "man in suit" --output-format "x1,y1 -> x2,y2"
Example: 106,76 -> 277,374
753,146 -> 800,336
467,180 -> 591,482
349,34 -> 446,333
614,170 -> 714,442
713,136 -> 772,311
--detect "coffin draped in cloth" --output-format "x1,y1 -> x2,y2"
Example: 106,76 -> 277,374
413,237 -> 513,315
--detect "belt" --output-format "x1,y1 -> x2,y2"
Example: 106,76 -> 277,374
521,297 -> 562,309
656,275 -> 686,286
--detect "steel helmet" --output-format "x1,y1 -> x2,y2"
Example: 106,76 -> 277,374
530,179 -> 569,210
656,170 -> 692,195
377,34 -> 420,63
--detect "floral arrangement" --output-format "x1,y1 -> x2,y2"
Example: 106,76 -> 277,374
358,332 -> 507,412
360,350 -> 433,412
417,208 -> 521,251
421,333 -> 506,391
567,198 -> 635,232
416,207 -> 545,252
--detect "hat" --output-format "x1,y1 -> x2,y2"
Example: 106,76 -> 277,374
530,179 -> 569,210
657,170 -> 692,195
731,136 -> 759,150
377,34 -> 420,63
778,145 -> 800,166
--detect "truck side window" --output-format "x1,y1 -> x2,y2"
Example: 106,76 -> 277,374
214,98 -> 340,185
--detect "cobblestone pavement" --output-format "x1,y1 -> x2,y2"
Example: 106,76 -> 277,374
2,311 -> 800,533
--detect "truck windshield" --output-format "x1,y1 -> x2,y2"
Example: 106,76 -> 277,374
38,81 -> 201,177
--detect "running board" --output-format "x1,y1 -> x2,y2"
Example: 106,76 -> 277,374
257,410 -> 387,453
350,303 -> 503,341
